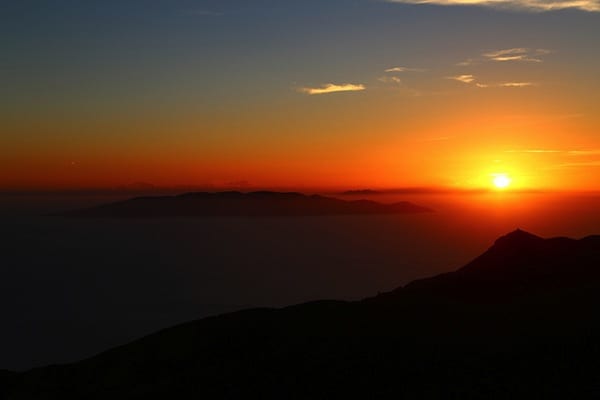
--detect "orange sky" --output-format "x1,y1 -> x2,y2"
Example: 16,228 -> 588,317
2,1 -> 599,192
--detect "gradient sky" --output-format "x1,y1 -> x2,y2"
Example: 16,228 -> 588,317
2,0 -> 600,190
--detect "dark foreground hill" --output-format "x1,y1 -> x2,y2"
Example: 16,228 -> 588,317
4,230 -> 600,399
60,191 -> 432,218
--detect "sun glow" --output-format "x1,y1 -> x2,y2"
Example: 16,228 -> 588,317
492,173 -> 512,189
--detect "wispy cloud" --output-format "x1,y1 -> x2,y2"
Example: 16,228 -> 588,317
457,48 -> 551,67
484,48 -> 528,57
385,67 -> 408,72
476,81 -> 535,88
456,58 -> 477,66
446,73 -> 535,88
298,83 -> 366,95
506,149 -> 600,155
385,66 -> 426,73
378,76 -> 403,84
500,82 -> 535,87
555,161 -> 600,168
483,48 -> 550,62
447,74 -> 476,83
567,150 -> 600,156
508,148 -> 600,170
386,0 -> 600,12
506,149 -> 563,153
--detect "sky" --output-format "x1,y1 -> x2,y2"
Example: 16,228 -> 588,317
2,0 -> 600,191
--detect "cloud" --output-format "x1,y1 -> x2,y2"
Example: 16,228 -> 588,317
447,74 -> 476,83
483,48 -> 528,58
505,149 -> 563,153
555,161 -> 600,168
378,76 -> 403,84
491,55 -> 542,62
476,81 -> 535,88
385,66 -> 425,72
457,48 -> 551,67
483,48 -> 549,62
298,83 -> 366,95
499,82 -> 535,87
567,150 -> 600,156
547,149 -> 600,168
445,74 -> 536,87
385,67 -> 408,72
506,149 -> 600,155
386,0 -> 600,12
446,73 -> 535,88
456,58 -> 476,66
508,148 -> 600,170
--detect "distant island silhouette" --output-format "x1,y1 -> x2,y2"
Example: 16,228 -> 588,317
59,191 -> 432,218
4,230 -> 600,398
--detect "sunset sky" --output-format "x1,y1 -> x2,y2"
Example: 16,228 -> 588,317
2,0 -> 600,191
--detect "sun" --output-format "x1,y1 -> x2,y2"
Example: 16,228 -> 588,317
492,173 -> 512,189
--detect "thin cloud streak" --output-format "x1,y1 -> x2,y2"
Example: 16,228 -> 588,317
507,149 -> 600,155
448,74 -> 476,83
499,82 -> 536,87
508,149 -> 600,170
506,149 -> 563,153
446,72 -> 536,88
385,66 -> 426,72
458,48 -> 551,66
568,150 -> 600,155
456,58 -> 476,66
483,48 -> 528,57
386,0 -> 600,12
555,161 -> 600,168
483,48 -> 549,62
490,55 -> 542,62
298,83 -> 366,95
378,76 -> 403,84
476,82 -> 535,88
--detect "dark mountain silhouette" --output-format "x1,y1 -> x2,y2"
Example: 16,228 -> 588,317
373,229 -> 600,303
4,230 -> 600,399
59,191 -> 432,218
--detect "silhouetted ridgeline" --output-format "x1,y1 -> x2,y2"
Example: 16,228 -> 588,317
372,229 -> 600,303
4,230 -> 600,399
59,191 -> 432,218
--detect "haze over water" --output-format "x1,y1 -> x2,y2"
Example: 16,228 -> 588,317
2,191 -> 598,370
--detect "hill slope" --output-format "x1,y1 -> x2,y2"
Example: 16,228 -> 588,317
4,230 -> 600,399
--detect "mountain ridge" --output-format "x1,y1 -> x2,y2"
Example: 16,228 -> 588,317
4,230 -> 600,398
371,229 -> 600,304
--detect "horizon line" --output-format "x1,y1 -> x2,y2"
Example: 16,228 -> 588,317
1,185 -> 598,197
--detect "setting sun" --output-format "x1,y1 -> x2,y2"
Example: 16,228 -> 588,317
492,174 -> 512,189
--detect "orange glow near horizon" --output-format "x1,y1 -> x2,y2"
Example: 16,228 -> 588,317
2,2 -> 600,194
2,72 -> 599,192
